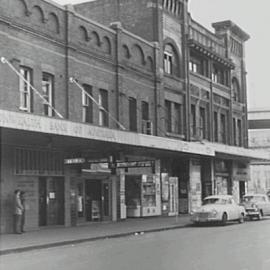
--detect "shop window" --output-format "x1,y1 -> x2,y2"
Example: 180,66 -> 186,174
164,44 -> 179,77
42,73 -> 54,117
129,97 -> 137,132
98,89 -> 108,127
19,66 -> 33,112
82,84 -> 93,123
165,100 -> 172,132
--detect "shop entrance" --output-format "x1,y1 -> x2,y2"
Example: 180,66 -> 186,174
38,177 -> 64,226
77,179 -> 112,222
239,181 -> 246,200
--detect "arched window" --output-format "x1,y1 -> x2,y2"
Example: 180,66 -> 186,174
32,6 -> 45,24
232,77 -> 241,102
164,43 -> 179,77
132,44 -> 145,65
78,26 -> 88,42
48,12 -> 60,34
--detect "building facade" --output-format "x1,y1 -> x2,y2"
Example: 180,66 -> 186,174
0,0 -> 267,233
248,109 -> 270,195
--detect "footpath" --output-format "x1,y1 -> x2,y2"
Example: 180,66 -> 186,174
0,215 -> 191,256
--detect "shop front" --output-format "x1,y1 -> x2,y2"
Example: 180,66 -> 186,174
232,161 -> 250,203
39,176 -> 65,226
119,157 -> 161,218
0,109 -> 218,233
125,174 -> 161,217
76,177 -> 112,223
160,173 -> 178,216
214,159 -> 232,196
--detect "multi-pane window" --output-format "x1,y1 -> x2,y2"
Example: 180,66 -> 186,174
214,112 -> 218,142
220,113 -> 226,143
129,97 -> 137,131
141,101 -> 149,121
164,44 -> 179,76
190,104 -> 196,137
233,118 -> 237,146
174,103 -> 182,134
232,78 -> 241,102
82,84 -> 93,123
165,100 -> 183,135
189,59 -> 198,73
189,54 -> 208,77
164,51 -> 173,74
42,73 -> 54,117
199,107 -> 206,139
15,148 -> 64,176
233,118 -> 242,146
141,101 -> 152,134
237,119 -> 242,146
212,64 -> 228,86
165,100 -> 172,133
19,67 -> 32,112
98,89 -> 108,127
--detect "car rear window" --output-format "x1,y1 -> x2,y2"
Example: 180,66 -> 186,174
203,198 -> 227,205
243,196 -> 265,202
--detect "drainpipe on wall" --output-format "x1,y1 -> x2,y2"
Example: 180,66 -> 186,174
64,5 -> 71,119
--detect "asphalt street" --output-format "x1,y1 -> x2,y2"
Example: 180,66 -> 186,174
1,218 -> 270,270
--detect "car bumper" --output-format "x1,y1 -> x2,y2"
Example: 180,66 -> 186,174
191,215 -> 221,223
245,209 -> 260,217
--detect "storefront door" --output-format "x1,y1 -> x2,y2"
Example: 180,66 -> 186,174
39,177 -> 64,226
84,179 -> 112,222
168,177 -> 178,216
239,181 -> 246,200
101,180 -> 111,221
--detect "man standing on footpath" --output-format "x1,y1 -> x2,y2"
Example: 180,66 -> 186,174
14,189 -> 24,234
20,191 -> 26,233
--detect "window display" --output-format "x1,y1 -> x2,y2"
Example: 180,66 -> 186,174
125,174 -> 161,217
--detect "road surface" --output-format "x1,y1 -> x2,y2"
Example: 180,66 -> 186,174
1,218 -> 270,270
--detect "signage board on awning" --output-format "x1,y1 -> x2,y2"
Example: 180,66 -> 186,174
0,109 -> 215,157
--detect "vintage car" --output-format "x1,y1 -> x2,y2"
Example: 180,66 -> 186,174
241,194 -> 270,220
191,195 -> 246,225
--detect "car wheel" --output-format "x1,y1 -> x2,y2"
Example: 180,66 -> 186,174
221,213 -> 228,226
238,213 -> 245,224
257,210 -> 263,220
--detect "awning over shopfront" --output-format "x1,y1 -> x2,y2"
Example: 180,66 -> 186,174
0,109 -> 214,157
204,142 -> 270,161
1,109 -> 269,161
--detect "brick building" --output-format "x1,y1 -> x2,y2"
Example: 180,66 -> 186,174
248,109 -> 270,195
0,0 -> 268,233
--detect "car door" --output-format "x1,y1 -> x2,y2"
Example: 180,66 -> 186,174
226,198 -> 238,220
265,196 -> 270,215
258,196 -> 269,215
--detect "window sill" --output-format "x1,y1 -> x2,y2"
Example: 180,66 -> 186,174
189,71 -> 211,82
164,73 -> 182,81
165,132 -> 185,140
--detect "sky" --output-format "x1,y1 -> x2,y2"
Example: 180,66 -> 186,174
53,0 -> 270,110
